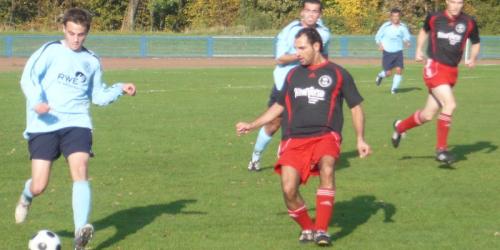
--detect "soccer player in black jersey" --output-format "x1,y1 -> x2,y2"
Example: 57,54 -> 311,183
236,28 -> 371,246
391,0 -> 480,164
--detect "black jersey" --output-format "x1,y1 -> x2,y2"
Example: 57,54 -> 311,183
277,61 -> 363,140
424,11 -> 480,67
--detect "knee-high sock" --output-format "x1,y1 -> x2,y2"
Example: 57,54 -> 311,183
288,204 -> 314,231
73,181 -> 91,231
378,70 -> 386,78
251,127 -> 272,162
437,113 -> 452,151
315,188 -> 335,232
392,74 -> 402,91
397,110 -> 423,133
22,179 -> 33,202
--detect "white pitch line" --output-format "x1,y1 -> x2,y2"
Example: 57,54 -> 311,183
140,75 -> 487,94
139,85 -> 270,94
223,85 -> 269,89
357,75 -> 483,83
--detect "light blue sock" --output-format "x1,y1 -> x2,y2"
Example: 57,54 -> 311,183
73,181 -> 91,231
251,127 -> 273,162
392,74 -> 402,92
22,179 -> 33,202
378,70 -> 386,78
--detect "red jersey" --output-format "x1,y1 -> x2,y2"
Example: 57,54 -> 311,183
424,11 -> 480,67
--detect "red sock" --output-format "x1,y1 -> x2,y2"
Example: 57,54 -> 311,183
288,205 -> 314,230
397,110 -> 423,133
315,188 -> 336,232
437,113 -> 452,151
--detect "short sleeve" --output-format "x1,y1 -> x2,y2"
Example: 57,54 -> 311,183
340,69 -> 363,108
468,18 -> 480,44
423,13 -> 432,32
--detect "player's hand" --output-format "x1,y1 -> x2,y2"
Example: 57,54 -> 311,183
236,122 -> 253,136
404,41 -> 411,48
465,58 -> 476,68
378,44 -> 384,51
357,140 -> 372,158
415,49 -> 425,62
122,83 -> 136,96
34,103 -> 50,114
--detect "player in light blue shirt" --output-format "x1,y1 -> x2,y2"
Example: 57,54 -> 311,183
14,8 -> 136,250
374,8 -> 411,94
248,0 -> 331,171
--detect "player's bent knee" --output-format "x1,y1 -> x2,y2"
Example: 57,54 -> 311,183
265,125 -> 279,135
265,120 -> 281,135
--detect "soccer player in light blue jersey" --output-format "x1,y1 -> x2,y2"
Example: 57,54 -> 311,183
14,8 -> 136,250
375,8 -> 411,94
248,0 -> 331,171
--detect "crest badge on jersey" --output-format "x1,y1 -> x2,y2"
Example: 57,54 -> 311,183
75,71 -> 87,84
455,23 -> 466,34
318,75 -> 333,88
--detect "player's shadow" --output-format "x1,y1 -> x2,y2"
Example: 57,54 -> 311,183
331,195 -> 396,240
335,150 -> 360,171
394,87 -> 422,94
450,141 -> 497,162
400,141 -> 497,168
57,199 -> 205,249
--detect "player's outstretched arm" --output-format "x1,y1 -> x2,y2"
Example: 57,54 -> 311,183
415,28 -> 428,62
350,104 -> 372,158
236,103 -> 284,136
91,68 -> 135,106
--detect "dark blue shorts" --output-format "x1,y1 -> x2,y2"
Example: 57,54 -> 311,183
267,85 -> 281,107
382,50 -> 404,71
28,127 -> 93,161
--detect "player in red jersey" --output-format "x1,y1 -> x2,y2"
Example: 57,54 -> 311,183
236,28 -> 371,246
391,0 -> 480,164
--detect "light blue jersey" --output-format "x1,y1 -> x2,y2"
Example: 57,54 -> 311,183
20,41 -> 124,139
273,20 -> 331,90
375,21 -> 411,53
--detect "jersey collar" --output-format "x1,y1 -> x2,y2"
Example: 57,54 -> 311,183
307,59 -> 329,71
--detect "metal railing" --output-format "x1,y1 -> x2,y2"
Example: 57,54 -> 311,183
1,35 -> 499,59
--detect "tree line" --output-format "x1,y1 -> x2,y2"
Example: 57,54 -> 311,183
1,0 -> 499,34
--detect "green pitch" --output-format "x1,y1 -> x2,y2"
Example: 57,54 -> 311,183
1,63 -> 499,249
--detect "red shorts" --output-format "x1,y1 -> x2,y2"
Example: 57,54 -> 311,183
423,59 -> 458,89
275,132 -> 341,184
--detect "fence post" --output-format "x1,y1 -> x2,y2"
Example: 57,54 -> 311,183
5,36 -> 13,57
340,36 -> 349,57
140,36 -> 148,57
207,36 -> 214,57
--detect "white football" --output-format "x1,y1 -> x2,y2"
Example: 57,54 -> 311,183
28,230 -> 61,250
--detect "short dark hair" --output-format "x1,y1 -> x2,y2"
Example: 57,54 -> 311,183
295,27 -> 323,53
63,8 -> 92,32
303,0 -> 323,11
390,8 -> 401,14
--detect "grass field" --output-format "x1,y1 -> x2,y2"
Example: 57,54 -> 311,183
1,63 -> 499,249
